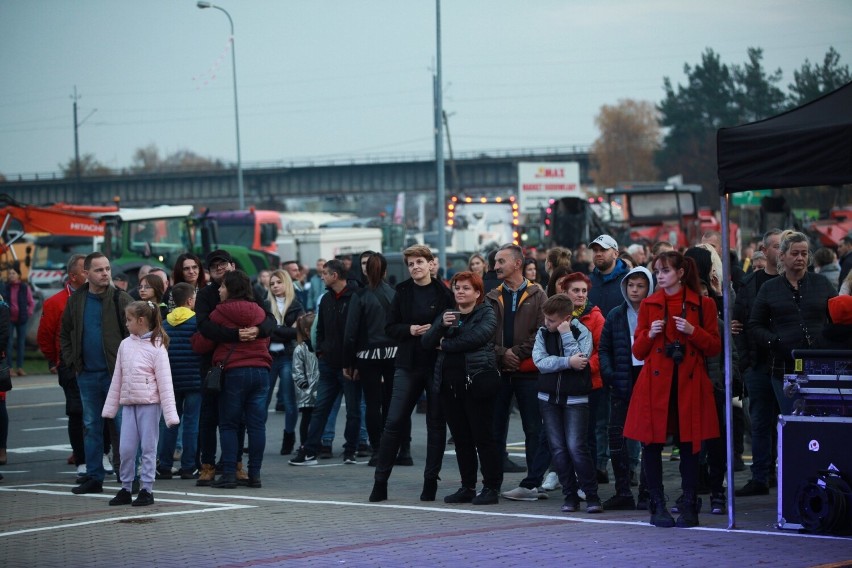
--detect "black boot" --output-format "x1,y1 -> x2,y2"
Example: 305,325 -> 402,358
369,480 -> 388,502
636,484 -> 650,510
649,489 -> 675,528
396,443 -> 414,466
420,478 -> 438,501
676,490 -> 700,528
281,431 -> 296,456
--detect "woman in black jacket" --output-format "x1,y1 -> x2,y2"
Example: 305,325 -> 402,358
266,269 -> 304,455
749,231 -> 836,414
369,245 -> 453,503
422,271 -> 501,505
343,253 -> 398,464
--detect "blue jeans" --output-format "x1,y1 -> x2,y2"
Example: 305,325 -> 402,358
591,387 -> 610,470
305,360 -> 362,455
608,395 -> 633,496
746,367 -> 779,483
77,370 -> 118,482
519,427 -> 551,489
218,367 -> 269,478
158,391 -> 202,472
321,389 -> 370,448
539,400 -> 598,499
493,376 -> 541,470
322,392 -> 342,446
267,354 -> 297,433
7,321 -> 27,369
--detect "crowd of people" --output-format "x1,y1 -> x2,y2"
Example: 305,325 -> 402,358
0,229 -> 847,525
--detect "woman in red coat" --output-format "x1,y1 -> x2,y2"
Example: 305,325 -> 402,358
624,251 -> 720,528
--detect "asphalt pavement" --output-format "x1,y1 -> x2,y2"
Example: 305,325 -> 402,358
1,373 -> 851,568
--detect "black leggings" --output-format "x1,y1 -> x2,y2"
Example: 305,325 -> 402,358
374,367 -> 446,483
643,441 -> 698,492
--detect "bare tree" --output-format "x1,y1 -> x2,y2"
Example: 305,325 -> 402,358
591,99 -> 660,189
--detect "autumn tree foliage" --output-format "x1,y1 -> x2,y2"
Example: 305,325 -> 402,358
591,99 -> 660,189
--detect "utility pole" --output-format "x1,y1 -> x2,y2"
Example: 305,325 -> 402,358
434,0 -> 446,276
442,110 -> 461,193
71,86 -> 96,199
72,86 -> 81,195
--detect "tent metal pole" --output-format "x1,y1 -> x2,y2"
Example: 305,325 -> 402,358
720,189 -> 736,529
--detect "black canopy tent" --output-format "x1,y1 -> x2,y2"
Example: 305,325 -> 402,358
715,80 -> 852,528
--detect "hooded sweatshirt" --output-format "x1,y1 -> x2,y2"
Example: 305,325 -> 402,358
599,266 -> 654,400
621,266 -> 655,342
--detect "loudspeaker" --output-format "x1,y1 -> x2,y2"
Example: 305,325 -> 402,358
777,415 -> 852,534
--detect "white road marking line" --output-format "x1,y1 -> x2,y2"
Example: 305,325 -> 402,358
0,485 -> 255,538
3,484 -> 845,542
7,402 -> 65,409
123,489 -> 851,542
7,444 -> 72,454
22,426 -> 67,432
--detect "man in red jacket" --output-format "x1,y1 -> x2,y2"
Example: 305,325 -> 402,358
37,254 -> 87,481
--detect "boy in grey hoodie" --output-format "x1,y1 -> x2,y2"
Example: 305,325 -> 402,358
598,266 -> 654,510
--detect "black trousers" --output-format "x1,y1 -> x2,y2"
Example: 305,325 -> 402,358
440,379 -> 503,490
356,358 -> 398,449
374,367 -> 446,483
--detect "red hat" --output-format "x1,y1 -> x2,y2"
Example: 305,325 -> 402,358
828,295 -> 852,325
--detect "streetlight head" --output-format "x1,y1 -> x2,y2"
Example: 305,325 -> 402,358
197,1 -> 212,8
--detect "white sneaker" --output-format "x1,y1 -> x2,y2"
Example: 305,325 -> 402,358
103,455 -> 114,474
76,464 -> 87,476
501,486 -> 547,501
541,471 -> 561,491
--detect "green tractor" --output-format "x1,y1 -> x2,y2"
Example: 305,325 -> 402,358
99,205 -> 272,286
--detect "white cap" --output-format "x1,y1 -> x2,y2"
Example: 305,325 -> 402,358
590,234 -> 618,250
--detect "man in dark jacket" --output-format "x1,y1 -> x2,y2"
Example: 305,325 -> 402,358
732,229 -> 781,498
487,244 -> 545,474
60,252 -> 132,495
290,259 -> 360,465
587,234 -> 630,482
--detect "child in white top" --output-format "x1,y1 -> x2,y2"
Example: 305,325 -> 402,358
102,300 -> 179,506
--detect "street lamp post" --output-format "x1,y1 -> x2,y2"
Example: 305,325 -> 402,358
197,1 -> 245,210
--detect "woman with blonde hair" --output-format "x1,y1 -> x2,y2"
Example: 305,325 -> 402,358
266,269 -> 305,455
468,253 -> 487,278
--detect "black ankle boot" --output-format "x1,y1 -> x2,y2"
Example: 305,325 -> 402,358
281,432 -> 296,455
676,490 -> 700,528
369,480 -> 388,502
649,489 -> 675,528
420,478 -> 438,501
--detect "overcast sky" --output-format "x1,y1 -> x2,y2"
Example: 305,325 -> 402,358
1,0 -> 850,177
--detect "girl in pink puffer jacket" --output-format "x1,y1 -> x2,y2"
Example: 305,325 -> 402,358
102,301 -> 179,507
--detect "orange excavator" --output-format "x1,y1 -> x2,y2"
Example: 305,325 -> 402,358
0,194 -> 118,281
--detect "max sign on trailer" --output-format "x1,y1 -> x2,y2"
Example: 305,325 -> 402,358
517,162 -> 581,214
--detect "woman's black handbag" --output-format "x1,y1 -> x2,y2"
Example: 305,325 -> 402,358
466,368 -> 501,398
205,344 -> 236,393
205,365 -> 224,392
